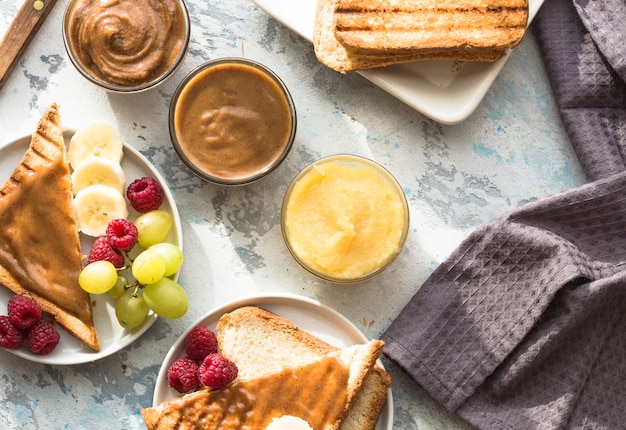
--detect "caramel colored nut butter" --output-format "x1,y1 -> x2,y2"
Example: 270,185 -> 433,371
0,146 -> 90,321
283,156 -> 407,281
172,62 -> 294,182
66,0 -> 187,87
162,356 -> 348,428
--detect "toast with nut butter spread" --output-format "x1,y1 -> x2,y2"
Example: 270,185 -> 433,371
141,337 -> 385,429
0,103 -> 99,351
216,306 -> 391,430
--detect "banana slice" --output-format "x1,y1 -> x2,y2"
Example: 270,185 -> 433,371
71,156 -> 126,195
68,121 -> 124,170
73,184 -> 129,237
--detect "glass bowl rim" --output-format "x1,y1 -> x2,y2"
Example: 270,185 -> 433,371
168,57 -> 298,186
280,153 -> 410,284
62,0 -> 191,93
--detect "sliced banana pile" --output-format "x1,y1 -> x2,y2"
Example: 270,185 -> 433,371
69,122 -> 129,237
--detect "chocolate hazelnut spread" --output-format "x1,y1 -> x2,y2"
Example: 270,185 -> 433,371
162,356 -> 349,428
172,61 -> 294,182
66,0 -> 187,87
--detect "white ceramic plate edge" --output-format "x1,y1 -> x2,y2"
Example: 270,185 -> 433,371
251,0 -> 545,124
0,130 -> 182,365
152,293 -> 393,430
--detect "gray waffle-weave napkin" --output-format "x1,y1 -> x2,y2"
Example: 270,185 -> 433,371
382,1 -> 626,428
535,0 -> 626,181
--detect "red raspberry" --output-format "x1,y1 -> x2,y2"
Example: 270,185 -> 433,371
185,326 -> 218,362
7,295 -> 41,329
0,315 -> 26,349
198,353 -> 238,388
27,319 -> 60,355
87,236 -> 125,268
126,177 -> 164,213
106,218 -> 138,252
167,357 -> 199,393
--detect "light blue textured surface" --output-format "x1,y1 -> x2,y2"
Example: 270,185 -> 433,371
0,1 -> 585,429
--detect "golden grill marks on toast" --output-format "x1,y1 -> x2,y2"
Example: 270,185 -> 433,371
333,0 -> 528,55
314,0 -> 439,73
141,340 -> 385,430
216,306 -> 391,430
0,103 -> 100,351
313,0 -> 528,73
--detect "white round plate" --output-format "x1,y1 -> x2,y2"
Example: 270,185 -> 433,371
0,130 -> 183,365
153,293 -> 393,430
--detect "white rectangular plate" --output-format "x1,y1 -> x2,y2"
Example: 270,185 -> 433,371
251,0 -> 544,124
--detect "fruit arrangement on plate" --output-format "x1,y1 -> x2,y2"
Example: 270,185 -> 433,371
0,104 -> 186,361
69,123 -> 189,333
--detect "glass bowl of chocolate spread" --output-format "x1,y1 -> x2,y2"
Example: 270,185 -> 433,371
63,0 -> 190,93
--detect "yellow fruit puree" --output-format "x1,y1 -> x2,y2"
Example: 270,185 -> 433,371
282,155 -> 408,282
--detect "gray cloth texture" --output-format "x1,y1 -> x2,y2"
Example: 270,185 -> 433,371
381,1 -> 626,429
535,0 -> 626,182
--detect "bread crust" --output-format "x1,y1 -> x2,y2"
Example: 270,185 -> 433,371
0,103 -> 99,352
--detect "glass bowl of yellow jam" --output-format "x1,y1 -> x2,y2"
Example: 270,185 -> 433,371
281,154 -> 409,283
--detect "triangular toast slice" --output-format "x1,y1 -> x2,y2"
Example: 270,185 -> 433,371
0,103 -> 99,351
217,306 -> 391,430
141,340 -> 384,429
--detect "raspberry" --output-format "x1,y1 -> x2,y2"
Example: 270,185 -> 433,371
7,295 -> 41,329
167,357 -> 199,393
0,316 -> 26,349
185,326 -> 218,362
198,353 -> 238,388
106,218 -> 138,252
27,319 -> 60,355
126,177 -> 164,213
87,236 -> 125,268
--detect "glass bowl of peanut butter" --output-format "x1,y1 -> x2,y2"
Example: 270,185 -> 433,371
281,154 -> 410,283
62,0 -> 190,93
168,58 -> 297,186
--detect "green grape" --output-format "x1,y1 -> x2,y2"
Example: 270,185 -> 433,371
78,260 -> 117,294
149,243 -> 183,277
135,210 -> 172,248
106,276 -> 128,298
143,278 -> 189,319
115,291 -> 148,329
132,249 -> 166,285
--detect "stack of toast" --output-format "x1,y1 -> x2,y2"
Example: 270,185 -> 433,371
141,306 -> 391,429
314,0 -> 529,73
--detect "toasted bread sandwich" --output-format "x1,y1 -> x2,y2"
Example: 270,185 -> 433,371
313,0 -> 528,72
0,103 -> 99,351
217,306 -> 391,430
141,340 -> 385,429
314,0 -> 432,72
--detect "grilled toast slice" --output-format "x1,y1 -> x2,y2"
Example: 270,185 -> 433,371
333,0 -> 528,54
217,306 -> 391,430
141,340 -> 385,429
0,103 -> 99,351
313,0 -> 527,72
314,0 -> 435,72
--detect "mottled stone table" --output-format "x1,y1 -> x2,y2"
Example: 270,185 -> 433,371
0,1 -> 585,429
